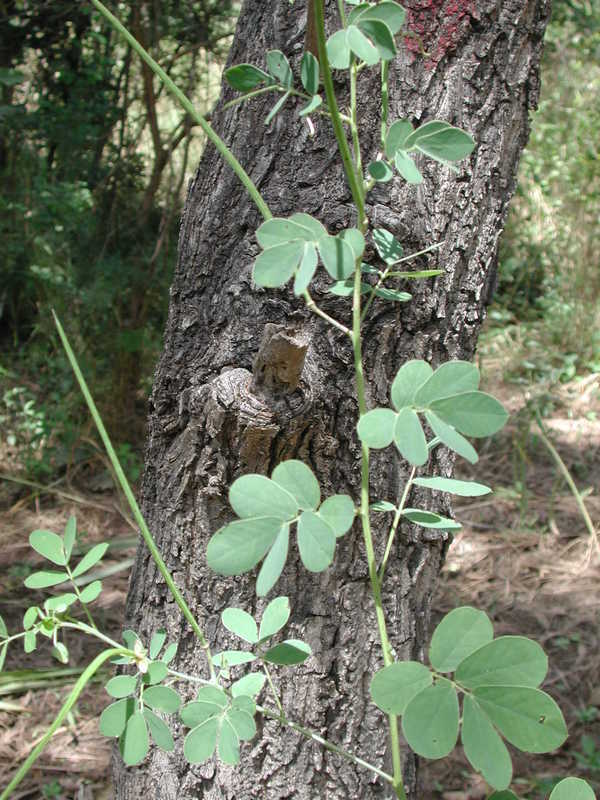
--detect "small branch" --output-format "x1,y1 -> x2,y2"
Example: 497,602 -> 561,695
166,668 -> 393,786
535,410 -> 600,560
303,290 -> 352,337
262,663 -> 285,720
379,468 -> 416,583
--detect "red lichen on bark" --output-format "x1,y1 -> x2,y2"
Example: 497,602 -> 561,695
403,0 -> 475,66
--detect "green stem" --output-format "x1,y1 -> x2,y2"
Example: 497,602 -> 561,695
88,0 -> 272,222
53,312 -> 216,681
65,564 -> 96,629
303,290 -> 352,337
0,648 -> 124,800
263,663 -> 285,720
380,62 -> 389,150
166,668 -> 393,785
379,468 -> 416,583
259,703 -> 394,784
336,0 -> 348,27
61,621 -> 128,652
350,63 -> 364,188
314,0 -> 367,227
535,410 -> 600,558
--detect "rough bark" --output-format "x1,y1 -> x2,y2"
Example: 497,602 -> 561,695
114,1 -> 550,798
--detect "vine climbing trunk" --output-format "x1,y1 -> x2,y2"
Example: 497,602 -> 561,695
114,0 -> 550,797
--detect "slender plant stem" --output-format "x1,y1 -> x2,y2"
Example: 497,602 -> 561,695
314,0 -> 367,227
380,62 -> 389,150
379,468 -> 416,583
0,648 -> 124,800
61,621 -> 129,652
53,312 -> 216,681
259,703 -> 394,784
350,63 -> 364,190
88,0 -> 272,222
263,663 -> 285,719
312,0 -> 406,790
535,410 -> 600,559
303,290 -> 352,337
352,263 -> 406,799
336,0 -> 348,27
65,565 -> 96,629
361,242 -> 445,322
166,668 -> 393,785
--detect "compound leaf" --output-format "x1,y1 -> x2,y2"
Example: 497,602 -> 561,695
455,636 -> 548,689
393,407 -> 428,466
318,494 -> 355,538
357,408 -> 397,449
429,607 -> 494,673
225,64 -> 271,91
425,410 -> 479,464
301,51 -> 320,94
429,392 -> 508,438
402,679 -> 459,759
206,517 -> 283,576
370,661 -> 433,714
119,711 -> 149,766
272,460 -> 320,511
297,511 -> 336,572
391,360 -> 433,410
549,778 -> 596,800
144,708 -> 175,752
462,694 -> 512,790
222,608 -> 259,644
259,596 -> 290,641
413,477 -> 491,496
72,542 -> 109,578
143,685 -> 181,713
264,639 -> 311,665
414,361 -> 480,406
29,530 -> 66,566
256,524 -> 289,597
473,686 -> 567,753
99,697 -> 136,738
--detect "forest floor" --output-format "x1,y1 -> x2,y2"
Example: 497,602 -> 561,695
0,362 -> 599,800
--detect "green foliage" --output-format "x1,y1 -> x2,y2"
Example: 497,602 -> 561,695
181,689 -> 256,766
2,3 -> 595,800
207,460 -> 355,594
370,607 -> 569,791
491,3 -> 600,381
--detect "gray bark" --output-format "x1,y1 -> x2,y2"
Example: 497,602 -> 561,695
114,1 -> 550,798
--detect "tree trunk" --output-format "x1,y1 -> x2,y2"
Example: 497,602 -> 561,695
114,1 -> 550,797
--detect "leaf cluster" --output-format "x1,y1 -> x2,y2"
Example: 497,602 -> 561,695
206,460 -> 355,595
370,607 -> 568,792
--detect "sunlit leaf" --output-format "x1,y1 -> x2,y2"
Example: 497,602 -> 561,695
297,511 -> 336,572
29,530 -> 66,566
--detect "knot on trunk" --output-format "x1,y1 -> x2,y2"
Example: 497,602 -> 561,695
251,323 -> 308,397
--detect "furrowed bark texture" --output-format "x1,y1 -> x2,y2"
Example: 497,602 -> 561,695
114,1 -> 549,798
